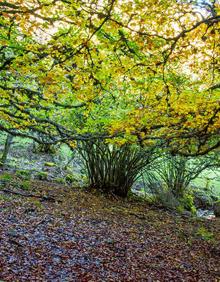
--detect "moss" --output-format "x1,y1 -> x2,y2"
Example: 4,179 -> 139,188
0,173 -> 13,183
36,171 -> 48,180
179,193 -> 197,215
44,162 -> 56,167
19,180 -> 31,191
55,177 -> 66,184
16,170 -> 31,180
196,227 -> 214,241
65,174 -> 76,184
0,194 -> 10,201
31,199 -> 43,210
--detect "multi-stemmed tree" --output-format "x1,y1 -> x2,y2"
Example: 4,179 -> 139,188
0,0 -> 219,195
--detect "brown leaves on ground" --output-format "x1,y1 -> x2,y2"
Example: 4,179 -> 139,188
0,178 -> 219,281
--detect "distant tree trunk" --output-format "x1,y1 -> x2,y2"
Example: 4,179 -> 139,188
0,133 -> 13,167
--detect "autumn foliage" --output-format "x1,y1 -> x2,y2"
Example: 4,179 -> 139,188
0,0 -> 219,156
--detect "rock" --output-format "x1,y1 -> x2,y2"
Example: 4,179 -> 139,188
197,209 -> 215,219
213,201 -> 220,217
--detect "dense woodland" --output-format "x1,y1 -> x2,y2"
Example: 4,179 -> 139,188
0,0 -> 220,280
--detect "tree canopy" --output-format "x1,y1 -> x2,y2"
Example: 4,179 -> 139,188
0,0 -> 220,155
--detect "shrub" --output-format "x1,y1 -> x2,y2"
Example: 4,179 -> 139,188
144,171 -> 180,209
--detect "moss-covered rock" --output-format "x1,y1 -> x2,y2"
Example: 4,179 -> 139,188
44,162 -> 56,167
36,171 -> 48,180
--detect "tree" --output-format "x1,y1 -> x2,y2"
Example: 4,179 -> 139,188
142,149 -> 220,211
78,140 -> 157,197
0,133 -> 13,167
147,152 -> 220,197
0,0 -> 219,156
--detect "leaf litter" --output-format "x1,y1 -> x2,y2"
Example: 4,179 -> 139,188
0,177 -> 219,281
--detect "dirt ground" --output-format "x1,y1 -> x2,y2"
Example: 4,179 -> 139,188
0,177 -> 219,281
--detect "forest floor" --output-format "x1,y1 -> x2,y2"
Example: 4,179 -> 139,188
0,176 -> 219,281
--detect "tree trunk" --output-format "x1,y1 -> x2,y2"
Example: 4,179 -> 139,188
0,134 -> 13,167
